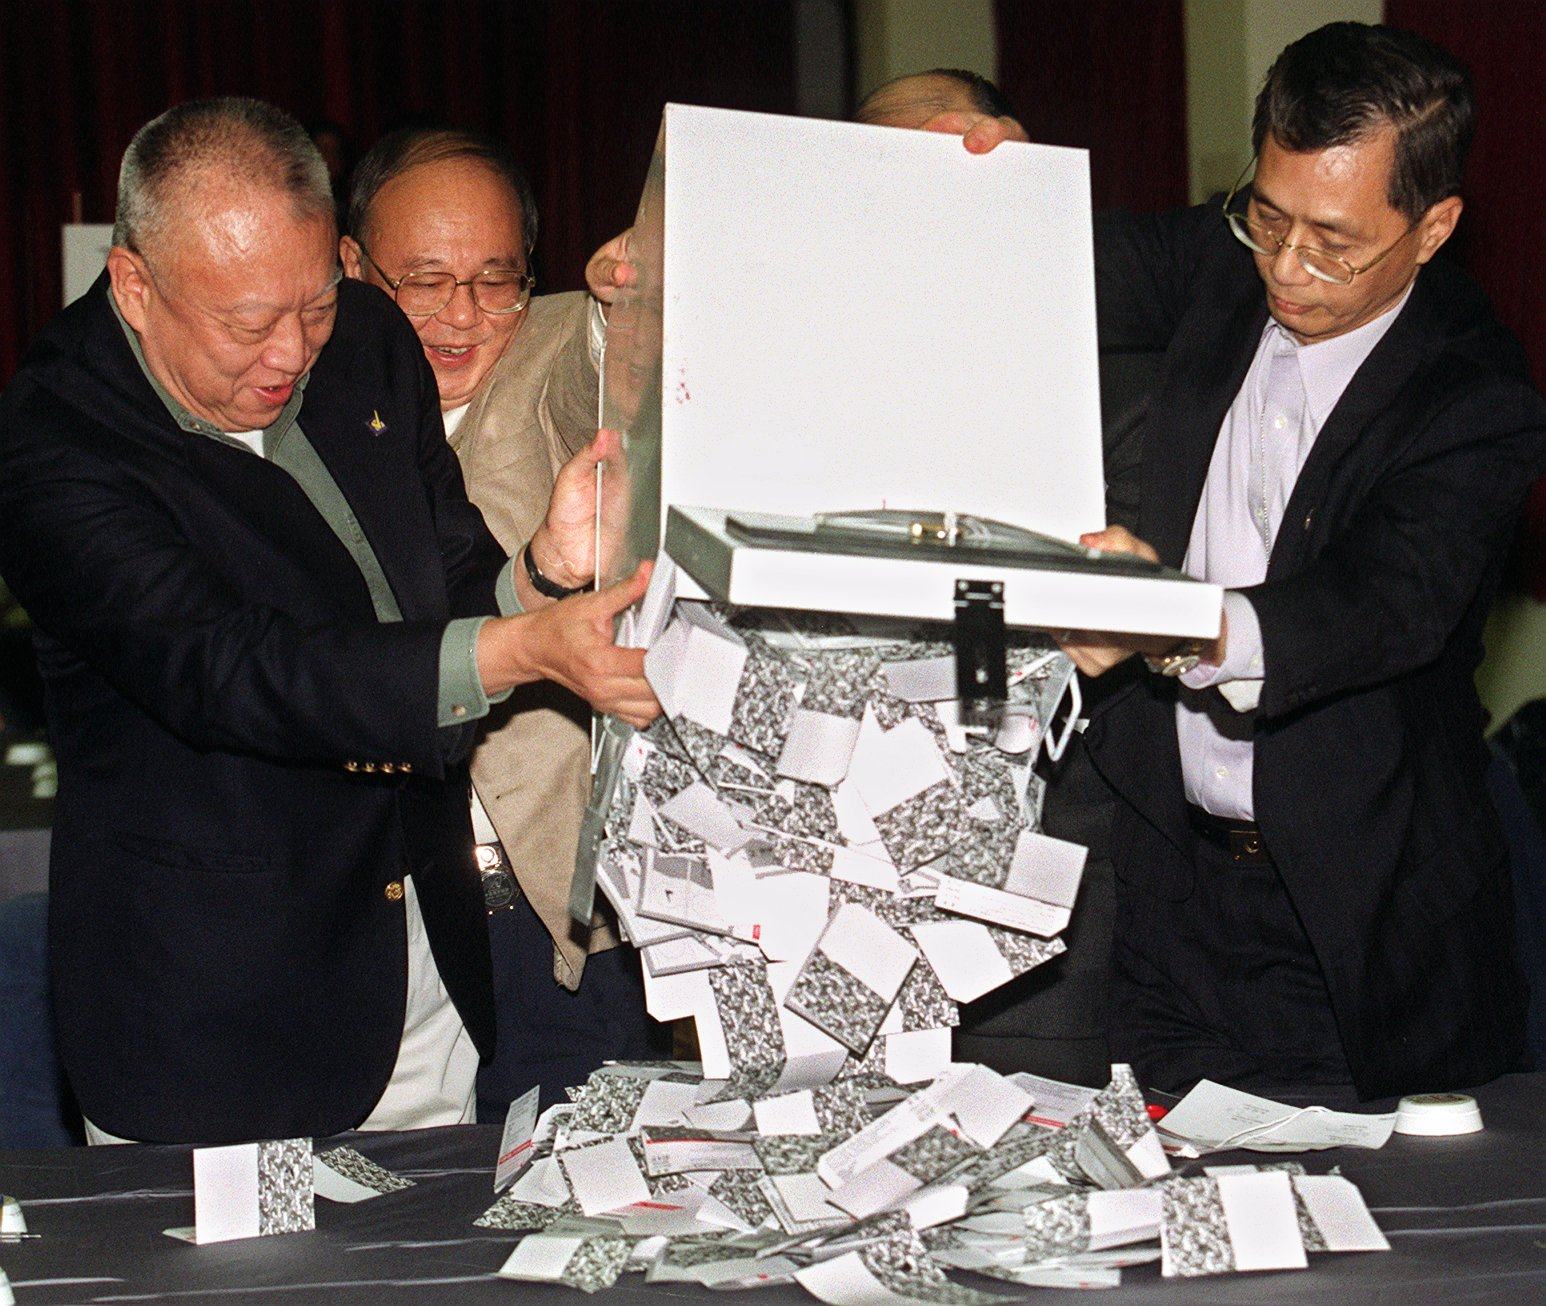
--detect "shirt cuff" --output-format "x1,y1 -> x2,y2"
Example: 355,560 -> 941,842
1179,590 -> 1264,694
495,555 -> 525,617
437,616 -> 509,729
587,296 -> 607,369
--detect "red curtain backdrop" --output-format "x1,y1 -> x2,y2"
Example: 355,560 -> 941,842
993,0 -> 1188,213
0,0 -> 800,382
1385,1 -> 1546,596
1384,0 -> 1544,388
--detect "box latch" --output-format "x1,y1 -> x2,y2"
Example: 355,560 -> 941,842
953,579 -> 1007,722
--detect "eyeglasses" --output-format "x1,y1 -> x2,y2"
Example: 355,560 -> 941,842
1222,160 -> 1417,286
356,244 -> 533,317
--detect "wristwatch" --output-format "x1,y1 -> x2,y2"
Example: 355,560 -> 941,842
1144,641 -> 1203,678
522,539 -> 585,600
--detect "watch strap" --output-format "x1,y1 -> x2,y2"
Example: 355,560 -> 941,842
522,539 -> 585,599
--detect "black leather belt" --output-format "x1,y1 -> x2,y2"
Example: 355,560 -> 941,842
1186,804 -> 1272,864
475,840 -> 520,913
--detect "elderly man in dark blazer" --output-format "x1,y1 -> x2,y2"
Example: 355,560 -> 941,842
0,98 -> 658,1144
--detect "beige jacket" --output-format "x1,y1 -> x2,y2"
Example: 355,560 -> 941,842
451,291 -> 618,989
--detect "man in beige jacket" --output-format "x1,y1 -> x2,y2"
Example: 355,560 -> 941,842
343,128 -> 662,1114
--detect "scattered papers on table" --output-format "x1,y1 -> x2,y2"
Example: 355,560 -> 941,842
486,1061 -> 1391,1298
490,597 -> 1397,1293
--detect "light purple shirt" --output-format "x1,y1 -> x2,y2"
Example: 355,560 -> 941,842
1177,291 -> 1410,819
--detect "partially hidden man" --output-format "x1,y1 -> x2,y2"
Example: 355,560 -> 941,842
0,99 -> 660,1144
342,128 -> 664,1116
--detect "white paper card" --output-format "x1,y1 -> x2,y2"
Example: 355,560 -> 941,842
933,875 -> 1069,937
846,718 -> 952,818
1219,1171 -> 1308,1272
659,782 -> 751,852
777,710 -> 863,786
191,1139 -> 314,1245
817,902 -> 918,1001
1159,1080 -> 1396,1152
495,1085 -> 542,1191
644,604 -> 747,733
754,1090 -> 824,1136
1003,829 -> 1087,909
936,1064 -> 1033,1149
909,920 -> 1012,1003
559,1136 -> 653,1215
1011,1072 -> 1101,1128
1293,1175 -> 1390,1252
881,657 -> 957,704
884,1027 -> 953,1084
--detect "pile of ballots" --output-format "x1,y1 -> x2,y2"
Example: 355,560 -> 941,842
596,594 -> 1087,1092
480,1061 -> 1390,1294
480,593 -> 1389,1294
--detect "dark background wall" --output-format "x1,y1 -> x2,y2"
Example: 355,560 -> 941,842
0,0 -> 1536,388
0,0 -> 805,381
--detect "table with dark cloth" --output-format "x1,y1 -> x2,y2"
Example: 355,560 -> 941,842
1,1074 -> 1541,1304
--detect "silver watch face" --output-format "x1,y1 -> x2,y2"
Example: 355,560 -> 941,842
1161,654 -> 1201,677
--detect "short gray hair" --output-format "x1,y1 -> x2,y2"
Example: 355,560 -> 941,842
113,97 -> 335,251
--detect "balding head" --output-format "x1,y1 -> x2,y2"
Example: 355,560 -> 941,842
857,70 -> 1015,131
113,97 -> 335,257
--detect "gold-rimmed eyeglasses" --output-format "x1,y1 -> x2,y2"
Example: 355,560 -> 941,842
1222,159 -> 1417,287
356,245 -> 533,317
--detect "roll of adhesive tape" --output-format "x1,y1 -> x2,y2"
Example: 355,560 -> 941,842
1393,1092 -> 1484,1136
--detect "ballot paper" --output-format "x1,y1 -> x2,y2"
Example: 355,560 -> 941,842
784,903 -> 918,1055
1157,1080 -> 1397,1153
1292,1175 -> 1390,1252
499,1221 -> 633,1293
494,1085 -> 542,1191
794,1226 -> 999,1305
932,875 -> 1070,938
312,1147 -> 414,1203
1160,1171 -> 1308,1277
560,1136 -> 653,1216
483,1059 -> 1391,1298
1022,1188 -> 1162,1261
189,1139 -> 314,1244
1010,1072 -> 1101,1129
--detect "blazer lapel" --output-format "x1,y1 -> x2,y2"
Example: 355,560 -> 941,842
45,286 -> 380,621
1139,292 -> 1268,566
299,381 -> 447,622
1269,282 -> 1439,578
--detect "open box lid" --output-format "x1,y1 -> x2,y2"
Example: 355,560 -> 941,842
596,104 -> 1219,640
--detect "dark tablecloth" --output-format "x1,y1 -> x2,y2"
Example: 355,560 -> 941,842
2,1074 -> 1542,1304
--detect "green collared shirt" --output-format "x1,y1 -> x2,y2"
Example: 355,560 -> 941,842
112,295 -> 517,729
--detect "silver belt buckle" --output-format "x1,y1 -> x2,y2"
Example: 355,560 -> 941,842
476,841 -> 518,913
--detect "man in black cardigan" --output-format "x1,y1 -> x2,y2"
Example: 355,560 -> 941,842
0,98 -> 658,1144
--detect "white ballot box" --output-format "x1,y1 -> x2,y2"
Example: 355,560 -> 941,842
596,104 -> 1220,643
